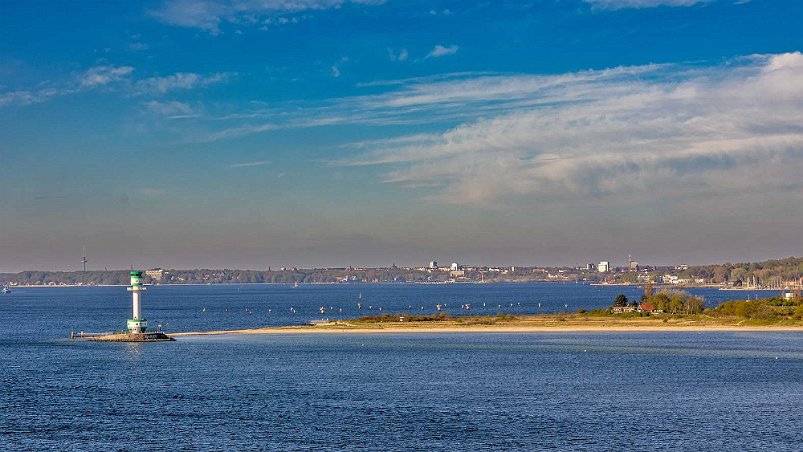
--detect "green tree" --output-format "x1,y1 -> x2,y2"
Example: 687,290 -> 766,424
613,294 -> 628,307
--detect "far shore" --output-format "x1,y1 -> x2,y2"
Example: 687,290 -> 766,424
172,316 -> 803,336
5,282 -> 782,289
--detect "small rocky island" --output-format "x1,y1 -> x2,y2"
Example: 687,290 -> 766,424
90,332 -> 175,342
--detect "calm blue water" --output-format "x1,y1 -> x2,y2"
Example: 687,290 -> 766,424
0,283 -> 782,337
1,284 -> 801,450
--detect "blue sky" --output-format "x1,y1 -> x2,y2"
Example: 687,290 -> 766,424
2,0 -> 803,271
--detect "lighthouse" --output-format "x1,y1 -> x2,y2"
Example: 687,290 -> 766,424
73,269 -> 173,341
126,270 -> 148,333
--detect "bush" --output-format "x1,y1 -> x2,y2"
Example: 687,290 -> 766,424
714,296 -> 802,320
795,304 -> 803,320
643,289 -> 704,314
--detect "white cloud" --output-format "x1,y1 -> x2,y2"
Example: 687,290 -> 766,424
134,72 -> 230,94
144,100 -> 197,117
152,0 -> 386,34
0,88 -> 61,107
0,66 -> 229,108
584,0 -> 708,9
429,8 -> 453,16
387,48 -> 408,62
426,44 -> 459,59
150,0 -> 228,33
80,65 -> 134,88
331,66 -> 341,77
129,42 -> 150,51
344,52 -> 803,205
229,160 -> 270,168
0,65 -> 132,107
187,69 -> 660,141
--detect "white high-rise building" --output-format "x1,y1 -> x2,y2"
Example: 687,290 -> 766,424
598,261 -> 610,273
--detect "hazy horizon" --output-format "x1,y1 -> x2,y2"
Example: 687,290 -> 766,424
4,252 -> 801,274
3,1 -> 803,273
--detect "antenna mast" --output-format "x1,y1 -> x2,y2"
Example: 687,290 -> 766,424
81,247 -> 88,272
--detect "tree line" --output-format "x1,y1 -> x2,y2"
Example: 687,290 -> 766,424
611,289 -> 705,315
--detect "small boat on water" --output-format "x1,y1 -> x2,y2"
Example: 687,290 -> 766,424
2,285 -> 10,294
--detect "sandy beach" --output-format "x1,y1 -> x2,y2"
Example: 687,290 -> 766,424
172,317 -> 803,336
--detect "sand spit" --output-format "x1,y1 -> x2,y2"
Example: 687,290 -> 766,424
173,320 -> 803,337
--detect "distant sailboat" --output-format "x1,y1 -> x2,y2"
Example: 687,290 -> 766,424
2,285 -> 10,294
293,282 -> 299,288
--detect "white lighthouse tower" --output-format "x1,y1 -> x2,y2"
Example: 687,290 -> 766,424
73,269 -> 173,341
126,270 -> 148,333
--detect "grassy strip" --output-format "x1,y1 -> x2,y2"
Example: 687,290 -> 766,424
316,310 -> 803,329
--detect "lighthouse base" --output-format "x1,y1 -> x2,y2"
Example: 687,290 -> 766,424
90,332 -> 175,342
127,318 -> 148,334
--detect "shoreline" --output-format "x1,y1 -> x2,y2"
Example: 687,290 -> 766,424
173,322 -> 803,337
5,281 -> 782,289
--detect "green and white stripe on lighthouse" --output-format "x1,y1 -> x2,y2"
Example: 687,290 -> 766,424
130,270 -> 143,286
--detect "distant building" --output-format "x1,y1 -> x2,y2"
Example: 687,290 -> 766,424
586,263 -> 597,271
629,261 -> 639,271
598,261 -> 610,273
639,302 -> 656,312
429,261 -> 438,269
450,262 -> 460,271
145,268 -> 165,281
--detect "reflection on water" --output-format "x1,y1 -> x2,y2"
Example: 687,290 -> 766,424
122,342 -> 145,358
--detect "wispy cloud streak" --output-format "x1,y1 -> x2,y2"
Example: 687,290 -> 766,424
80,65 -> 134,88
584,0 -> 709,9
135,52 -> 803,210
0,65 -> 133,107
426,44 -> 459,59
151,0 -> 387,34
135,72 -> 231,95
229,160 -> 270,168
341,52 -> 803,204
0,67 -> 230,108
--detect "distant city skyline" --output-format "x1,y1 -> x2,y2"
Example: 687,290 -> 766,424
3,1 -> 803,272
0,248 -> 791,273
